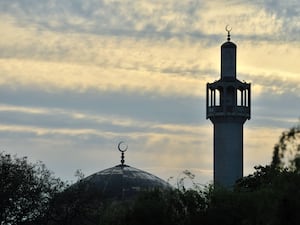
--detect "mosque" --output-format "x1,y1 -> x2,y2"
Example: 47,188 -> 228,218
70,141 -> 171,200
69,28 -> 251,199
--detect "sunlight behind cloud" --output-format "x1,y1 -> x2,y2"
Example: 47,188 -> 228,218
0,58 -> 204,97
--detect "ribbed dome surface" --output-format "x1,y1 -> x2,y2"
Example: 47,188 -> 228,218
75,164 -> 171,200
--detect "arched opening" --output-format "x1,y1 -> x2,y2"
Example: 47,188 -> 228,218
208,88 -> 221,107
236,88 -> 250,107
215,89 -> 220,106
237,89 -> 242,106
245,89 -> 249,107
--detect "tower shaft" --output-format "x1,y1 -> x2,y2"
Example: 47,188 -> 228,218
213,118 -> 244,187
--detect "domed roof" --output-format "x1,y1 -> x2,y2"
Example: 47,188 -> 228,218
68,142 -> 172,200
73,164 -> 172,200
221,41 -> 236,48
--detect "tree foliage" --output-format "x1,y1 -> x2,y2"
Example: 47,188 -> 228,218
0,152 -> 65,225
47,180 -> 105,225
271,123 -> 300,170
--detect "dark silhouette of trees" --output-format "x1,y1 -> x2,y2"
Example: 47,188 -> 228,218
127,188 -> 208,225
0,152 -> 65,225
47,180 -> 106,225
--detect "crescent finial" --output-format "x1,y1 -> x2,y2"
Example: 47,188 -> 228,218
118,141 -> 128,152
118,141 -> 128,165
225,25 -> 232,41
225,25 -> 232,32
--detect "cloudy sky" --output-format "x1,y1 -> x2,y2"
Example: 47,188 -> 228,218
1,0 -> 300,186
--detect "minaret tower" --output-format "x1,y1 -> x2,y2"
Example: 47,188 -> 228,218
206,27 -> 251,187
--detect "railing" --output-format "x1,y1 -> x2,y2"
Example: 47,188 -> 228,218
207,105 -> 250,118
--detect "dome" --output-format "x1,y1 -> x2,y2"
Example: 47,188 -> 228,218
221,41 -> 236,48
72,164 -> 172,200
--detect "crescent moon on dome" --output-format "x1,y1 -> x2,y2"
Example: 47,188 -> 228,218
225,25 -> 232,32
118,141 -> 128,152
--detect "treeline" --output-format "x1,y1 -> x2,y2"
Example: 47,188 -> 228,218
0,123 -> 299,225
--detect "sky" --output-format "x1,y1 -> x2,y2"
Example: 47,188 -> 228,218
1,0 -> 300,186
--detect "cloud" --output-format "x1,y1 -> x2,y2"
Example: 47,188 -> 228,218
0,0 -> 285,41
0,101 -> 213,183
0,17 -> 215,99
194,1 -> 282,38
0,102 -> 205,141
1,2 -> 298,100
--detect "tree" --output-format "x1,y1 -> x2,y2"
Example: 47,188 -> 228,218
0,152 -> 65,225
271,123 -> 300,170
48,180 -> 106,225
231,122 -> 300,225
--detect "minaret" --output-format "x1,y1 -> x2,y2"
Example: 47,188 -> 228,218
206,27 -> 251,187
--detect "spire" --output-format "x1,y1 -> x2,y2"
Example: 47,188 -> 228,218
118,141 -> 128,165
226,25 -> 232,41
221,25 -> 236,80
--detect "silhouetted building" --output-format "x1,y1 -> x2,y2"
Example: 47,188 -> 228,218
69,142 -> 171,200
206,28 -> 251,187
50,144 -> 171,224
74,164 -> 171,200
